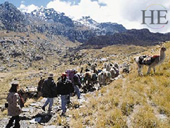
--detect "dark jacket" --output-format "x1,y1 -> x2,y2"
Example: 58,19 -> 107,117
37,78 -> 45,92
41,77 -> 57,98
57,78 -> 74,95
73,74 -> 81,87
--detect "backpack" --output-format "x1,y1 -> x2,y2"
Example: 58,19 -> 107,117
18,93 -> 24,108
66,70 -> 75,82
73,74 -> 81,87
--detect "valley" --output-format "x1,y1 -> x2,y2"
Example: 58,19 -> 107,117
0,1 -> 170,128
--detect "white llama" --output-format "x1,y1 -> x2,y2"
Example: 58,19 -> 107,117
134,47 -> 166,75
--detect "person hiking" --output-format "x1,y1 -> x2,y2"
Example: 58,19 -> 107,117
37,77 -> 44,97
6,81 -> 22,128
73,70 -> 81,99
66,69 -> 81,100
41,73 -> 57,112
57,73 -> 74,116
65,69 -> 76,104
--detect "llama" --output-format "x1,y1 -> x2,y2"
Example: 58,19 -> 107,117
91,63 -> 98,74
84,72 -> 98,86
134,47 -> 166,75
114,62 -> 119,70
104,62 -> 113,71
98,69 -> 111,86
110,66 -> 119,79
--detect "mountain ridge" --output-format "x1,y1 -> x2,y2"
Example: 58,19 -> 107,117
0,2 -> 170,47
0,2 -> 126,43
83,29 -> 170,49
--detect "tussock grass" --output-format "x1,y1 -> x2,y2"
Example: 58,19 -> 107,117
67,42 -> 170,128
0,41 -> 170,128
131,104 -> 159,128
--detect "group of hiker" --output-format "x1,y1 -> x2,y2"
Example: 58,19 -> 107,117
5,69 -> 82,128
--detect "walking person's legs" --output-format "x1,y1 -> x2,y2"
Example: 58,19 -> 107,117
42,98 -> 49,111
61,95 -> 67,115
74,85 -> 80,99
14,116 -> 20,128
67,94 -> 71,104
6,116 -> 15,128
48,98 -> 53,111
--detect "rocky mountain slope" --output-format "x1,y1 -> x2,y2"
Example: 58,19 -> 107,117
84,29 -> 170,48
0,30 -> 82,73
76,16 -> 126,34
0,2 -> 169,48
0,2 -> 126,43
0,2 -> 170,46
0,2 -> 27,31
30,7 -> 74,27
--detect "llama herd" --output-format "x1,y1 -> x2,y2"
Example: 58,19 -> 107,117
80,46 -> 167,91
78,62 -> 121,92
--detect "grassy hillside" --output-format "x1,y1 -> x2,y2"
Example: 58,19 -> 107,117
66,42 -> 170,128
0,41 -> 170,128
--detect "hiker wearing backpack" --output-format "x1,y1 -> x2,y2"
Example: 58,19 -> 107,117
41,73 -> 57,112
66,69 -> 75,83
6,81 -> 22,128
66,69 -> 81,99
57,73 -> 74,116
65,69 -> 75,104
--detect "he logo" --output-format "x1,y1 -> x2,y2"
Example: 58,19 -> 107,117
142,4 -> 168,29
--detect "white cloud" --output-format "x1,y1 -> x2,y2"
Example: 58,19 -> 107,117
18,4 -> 39,13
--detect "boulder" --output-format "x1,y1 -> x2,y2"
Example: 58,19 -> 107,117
10,50 -> 22,57
34,55 -> 43,61
0,66 -> 6,72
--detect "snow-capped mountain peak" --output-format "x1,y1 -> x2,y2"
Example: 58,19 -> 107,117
77,16 -> 100,29
31,7 -> 58,19
30,7 -> 74,27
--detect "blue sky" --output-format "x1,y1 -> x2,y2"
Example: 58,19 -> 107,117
0,0 -> 170,33
0,0 -> 49,7
0,0 -> 85,7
